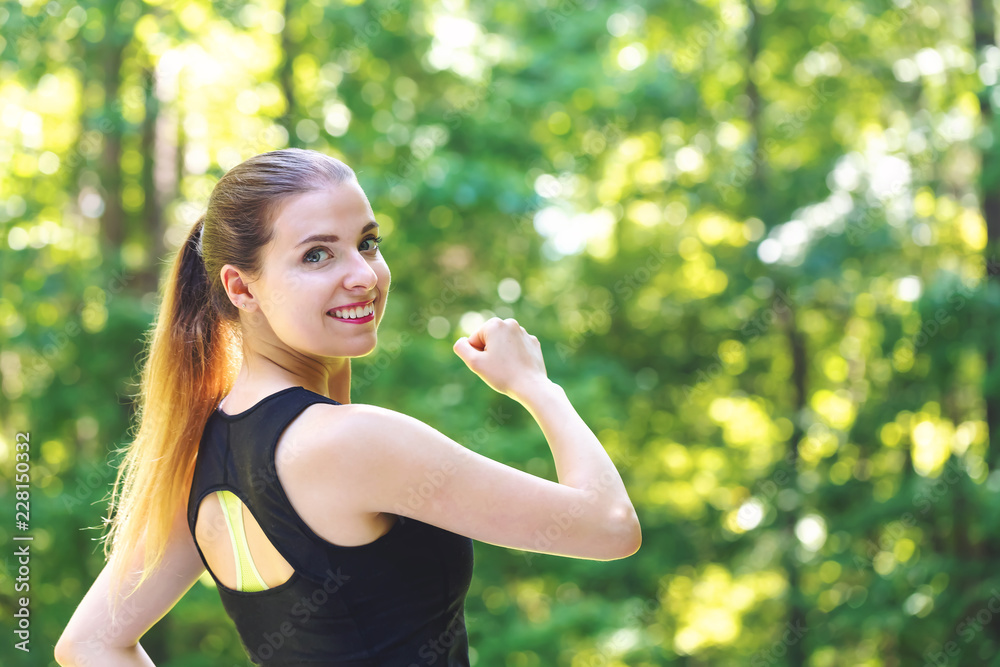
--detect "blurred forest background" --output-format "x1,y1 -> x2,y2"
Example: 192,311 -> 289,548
0,0 -> 998,664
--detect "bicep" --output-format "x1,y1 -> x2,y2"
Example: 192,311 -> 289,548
58,502 -> 205,657
329,406 -> 624,560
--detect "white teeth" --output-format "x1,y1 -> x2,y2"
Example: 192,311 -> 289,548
331,303 -> 373,319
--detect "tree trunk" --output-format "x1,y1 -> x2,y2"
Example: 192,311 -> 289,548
973,0 -> 1000,463
99,1 -> 126,252
970,0 -> 1000,653
742,2 -> 806,662
139,66 -> 163,293
779,295 -> 808,667
280,0 -> 298,147
744,0 -> 768,218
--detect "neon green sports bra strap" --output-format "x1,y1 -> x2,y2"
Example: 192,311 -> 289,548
216,489 -> 269,592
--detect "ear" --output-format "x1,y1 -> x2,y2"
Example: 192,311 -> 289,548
220,265 -> 255,310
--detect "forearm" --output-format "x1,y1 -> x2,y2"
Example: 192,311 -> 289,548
515,379 -> 634,509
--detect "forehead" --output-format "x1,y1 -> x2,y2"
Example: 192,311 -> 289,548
270,181 -> 375,244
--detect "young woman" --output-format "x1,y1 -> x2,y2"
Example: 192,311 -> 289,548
55,148 -> 641,666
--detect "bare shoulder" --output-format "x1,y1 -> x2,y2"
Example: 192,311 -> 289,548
280,401 -> 423,455
277,401 -> 401,455
273,402 -> 451,513
274,402 -> 358,476
274,401 -> 409,545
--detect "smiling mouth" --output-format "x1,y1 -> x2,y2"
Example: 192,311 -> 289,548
327,300 -> 375,321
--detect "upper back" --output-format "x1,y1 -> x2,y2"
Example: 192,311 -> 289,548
186,385 -> 474,666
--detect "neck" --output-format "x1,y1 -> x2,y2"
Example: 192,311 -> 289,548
232,338 -> 352,405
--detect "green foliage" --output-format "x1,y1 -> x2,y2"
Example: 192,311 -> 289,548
1,0 -> 997,665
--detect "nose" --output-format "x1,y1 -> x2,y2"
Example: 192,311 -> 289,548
343,248 -> 379,292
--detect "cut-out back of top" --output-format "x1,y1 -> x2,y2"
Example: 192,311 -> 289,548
193,487 -> 295,593
216,489 -> 268,591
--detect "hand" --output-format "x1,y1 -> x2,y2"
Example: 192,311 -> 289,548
453,317 -> 549,401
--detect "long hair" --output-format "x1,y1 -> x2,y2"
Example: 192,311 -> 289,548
101,148 -> 355,619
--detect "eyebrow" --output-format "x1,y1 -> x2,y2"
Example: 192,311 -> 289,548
295,221 -> 379,247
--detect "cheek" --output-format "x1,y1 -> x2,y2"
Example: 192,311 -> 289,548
285,268 -> 319,295
267,272 -> 322,314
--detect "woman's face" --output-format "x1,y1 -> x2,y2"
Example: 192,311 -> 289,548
243,179 -> 390,359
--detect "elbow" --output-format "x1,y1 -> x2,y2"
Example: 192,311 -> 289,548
54,635 -> 79,667
55,636 -> 134,666
55,630 -> 101,667
604,504 -> 641,560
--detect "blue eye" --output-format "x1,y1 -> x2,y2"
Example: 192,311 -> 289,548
302,235 -> 382,263
361,235 -> 383,252
303,247 -> 330,263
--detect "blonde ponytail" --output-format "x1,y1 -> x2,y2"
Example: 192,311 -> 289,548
98,148 -> 356,622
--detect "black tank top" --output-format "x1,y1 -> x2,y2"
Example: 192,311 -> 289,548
186,385 -> 475,666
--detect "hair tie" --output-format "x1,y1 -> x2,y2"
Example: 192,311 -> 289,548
196,221 -> 205,257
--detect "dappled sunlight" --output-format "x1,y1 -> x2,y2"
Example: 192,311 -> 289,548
666,564 -> 787,656
911,418 -> 953,478
4,0 -> 999,663
809,389 -> 857,431
709,396 -> 781,454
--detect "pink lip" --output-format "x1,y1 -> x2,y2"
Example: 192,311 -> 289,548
330,299 -> 374,310
327,299 -> 376,323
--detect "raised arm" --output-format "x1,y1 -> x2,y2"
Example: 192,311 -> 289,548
284,318 -> 641,560
54,500 -> 206,666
